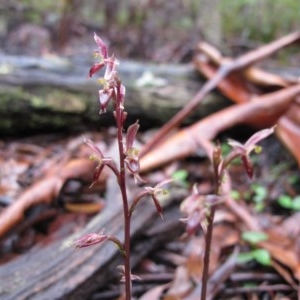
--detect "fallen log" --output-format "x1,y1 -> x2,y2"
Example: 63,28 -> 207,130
0,54 -> 228,135
0,175 -> 185,300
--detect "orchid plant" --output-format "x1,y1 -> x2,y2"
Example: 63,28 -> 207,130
180,126 -> 275,300
73,33 -> 169,300
72,32 -> 275,300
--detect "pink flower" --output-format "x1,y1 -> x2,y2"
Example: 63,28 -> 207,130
103,55 -> 119,82
88,34 -> 108,78
124,121 -> 144,183
99,88 -> 113,114
88,34 -> 125,113
84,138 -> 119,186
226,126 -> 276,178
180,185 -> 223,235
125,122 -> 140,152
143,179 -> 173,219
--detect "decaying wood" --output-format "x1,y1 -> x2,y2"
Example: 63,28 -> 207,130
140,30 -> 300,171
0,174 -> 184,300
0,54 -> 228,135
194,42 -> 300,166
277,115 -> 300,165
140,84 -> 300,172
140,30 -> 300,156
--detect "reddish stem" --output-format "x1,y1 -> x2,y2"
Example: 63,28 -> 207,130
201,158 -> 222,300
201,206 -> 216,300
115,103 -> 132,300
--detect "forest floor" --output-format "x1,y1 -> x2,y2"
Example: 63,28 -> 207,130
1,6 -> 300,300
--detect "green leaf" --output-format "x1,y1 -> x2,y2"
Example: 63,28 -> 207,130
252,249 -> 271,266
287,175 -> 299,185
172,169 -> 189,188
172,169 -> 188,181
254,202 -> 265,212
242,231 -> 268,245
221,143 -> 231,156
252,184 -> 268,203
230,190 -> 240,200
277,195 -> 293,209
238,249 -> 271,266
292,196 -> 300,211
237,252 -> 255,264
243,282 -> 257,288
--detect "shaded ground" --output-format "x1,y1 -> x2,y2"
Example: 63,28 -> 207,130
1,130 -> 299,299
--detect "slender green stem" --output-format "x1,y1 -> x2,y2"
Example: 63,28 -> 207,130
116,106 -> 131,300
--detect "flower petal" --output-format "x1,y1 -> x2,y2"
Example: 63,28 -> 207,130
241,155 -> 254,179
151,194 -> 163,219
126,121 -> 139,151
245,126 -> 276,149
99,89 -> 113,114
84,138 -> 104,159
227,139 -> 245,151
94,33 -> 108,59
90,164 -> 105,187
88,62 -> 105,77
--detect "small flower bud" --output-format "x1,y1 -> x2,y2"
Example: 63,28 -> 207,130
73,232 -> 107,248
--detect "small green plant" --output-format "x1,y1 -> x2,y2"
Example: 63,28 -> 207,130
239,230 -> 271,266
277,195 -> 300,211
241,230 -> 268,244
251,183 -> 268,212
230,189 -> 241,200
238,248 -> 271,266
172,169 -> 189,188
230,183 -> 268,212
72,34 -> 169,300
181,126 -> 275,300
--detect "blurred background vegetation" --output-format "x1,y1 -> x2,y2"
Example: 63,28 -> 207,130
0,0 -> 299,62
